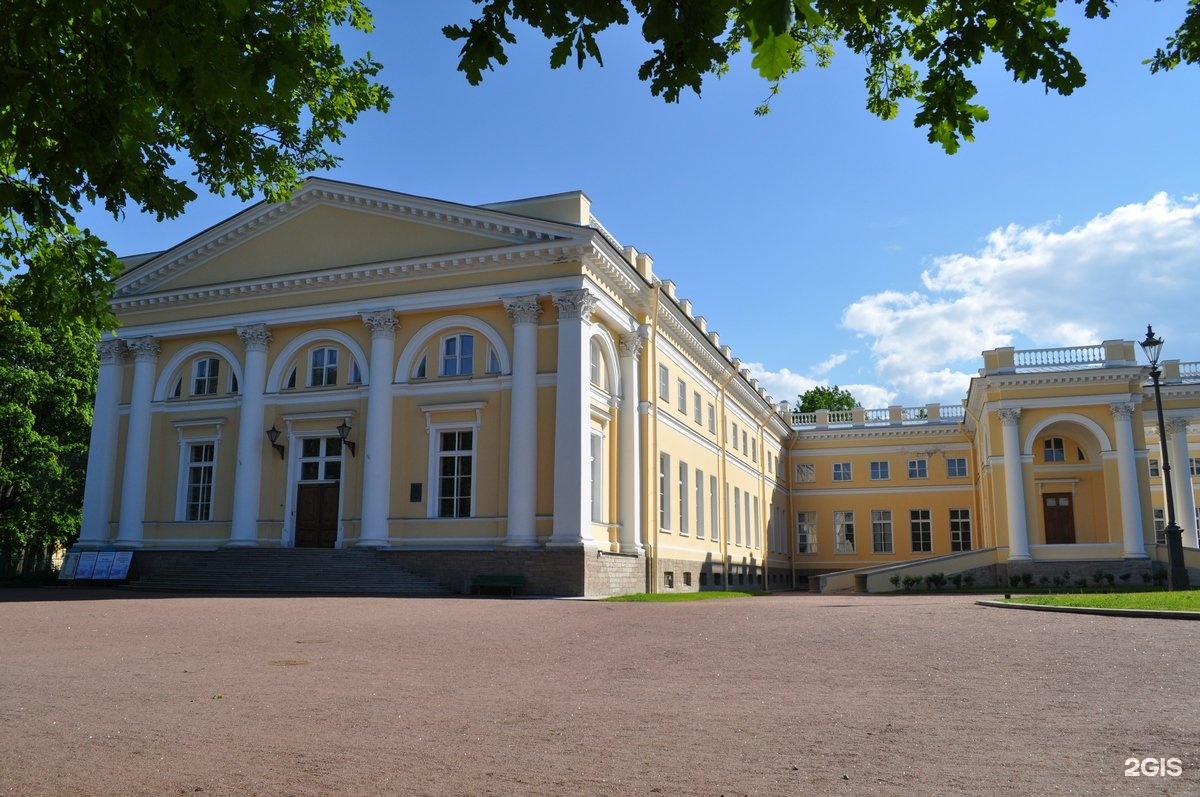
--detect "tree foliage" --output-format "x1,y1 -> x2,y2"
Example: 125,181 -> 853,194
797,384 -> 858,412
0,279 -> 97,574
445,0 -> 1200,153
1,0 -> 392,329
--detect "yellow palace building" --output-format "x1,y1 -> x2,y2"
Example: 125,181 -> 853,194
77,180 -> 1200,595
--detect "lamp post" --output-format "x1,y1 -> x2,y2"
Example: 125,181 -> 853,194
1139,325 -> 1190,590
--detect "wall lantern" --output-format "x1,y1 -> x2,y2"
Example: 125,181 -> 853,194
337,420 -> 357,457
265,425 -> 285,460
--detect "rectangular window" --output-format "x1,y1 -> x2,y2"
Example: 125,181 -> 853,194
184,442 -> 216,521
192,358 -> 220,396
796,511 -> 816,553
695,468 -> 705,539
707,403 -> 716,433
300,437 -> 342,482
947,457 -> 968,478
1149,459 -> 1160,477
795,463 -> 815,483
710,475 -> 719,541
751,438 -> 757,462
950,508 -> 972,551
731,422 -> 739,452
679,461 -> 689,535
833,462 -> 852,482
693,392 -> 702,424
659,453 -> 671,530
310,347 -> 338,386
742,431 -> 748,455
834,511 -> 855,554
441,334 -> 474,376
869,460 -> 889,480
871,510 -> 893,553
744,495 -> 751,550
1043,437 -> 1065,462
910,509 -> 932,553
590,433 -> 604,523
1153,508 -> 1166,544
437,431 -> 473,518
658,365 -> 670,400
908,459 -> 928,479
1192,458 -> 1200,477
734,487 -> 742,546
677,379 -> 687,413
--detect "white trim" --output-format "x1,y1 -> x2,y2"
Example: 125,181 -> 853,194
397,316 -> 510,383
1021,412 -> 1114,456
281,416 -> 354,548
265,329 -> 370,393
425,414 -> 482,520
154,342 -> 245,401
174,432 -> 222,523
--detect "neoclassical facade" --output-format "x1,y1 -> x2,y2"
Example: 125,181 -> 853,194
78,180 -> 1199,594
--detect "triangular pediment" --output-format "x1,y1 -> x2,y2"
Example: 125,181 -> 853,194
115,179 -> 583,297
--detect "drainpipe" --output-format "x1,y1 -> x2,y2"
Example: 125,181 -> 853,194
644,281 -> 661,594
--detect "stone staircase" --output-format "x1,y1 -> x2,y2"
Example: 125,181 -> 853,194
127,549 -> 453,596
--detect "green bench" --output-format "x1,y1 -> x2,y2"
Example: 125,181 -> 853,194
473,573 -> 525,596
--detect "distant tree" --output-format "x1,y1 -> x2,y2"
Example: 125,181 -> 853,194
797,385 -> 857,413
0,278 -> 97,576
445,0 -> 1200,153
1,0 -> 392,329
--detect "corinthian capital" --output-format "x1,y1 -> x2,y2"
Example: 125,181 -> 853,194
551,289 -> 598,322
236,324 -> 273,353
997,408 -> 1021,426
1165,416 -> 1191,435
361,311 -> 400,338
125,336 -> 160,363
1110,402 -> 1136,420
97,339 -> 124,364
618,332 -> 643,359
502,294 -> 542,325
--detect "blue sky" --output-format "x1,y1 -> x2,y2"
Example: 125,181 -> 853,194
79,1 -> 1200,409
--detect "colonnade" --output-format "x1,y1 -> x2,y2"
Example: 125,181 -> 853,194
77,289 -> 643,552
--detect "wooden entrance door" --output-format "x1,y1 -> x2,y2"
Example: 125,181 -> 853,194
295,483 -> 340,548
1043,493 -> 1076,544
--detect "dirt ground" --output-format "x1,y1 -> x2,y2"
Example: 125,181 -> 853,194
1,589 -> 1197,797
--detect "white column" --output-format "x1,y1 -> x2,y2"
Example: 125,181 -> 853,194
502,295 -> 541,547
617,332 -> 643,553
228,325 -> 272,547
999,408 -> 1031,560
549,289 -> 597,546
357,311 -> 399,548
1165,416 -> 1198,548
78,340 -> 125,547
114,337 -> 160,548
1111,402 -> 1148,558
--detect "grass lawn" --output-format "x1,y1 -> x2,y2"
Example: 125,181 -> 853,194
1004,590 -> 1200,612
605,590 -> 763,602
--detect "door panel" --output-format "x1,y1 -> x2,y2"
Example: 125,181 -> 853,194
296,483 -> 339,548
1043,493 -> 1076,544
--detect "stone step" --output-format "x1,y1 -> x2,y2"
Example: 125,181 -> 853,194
127,550 -> 452,596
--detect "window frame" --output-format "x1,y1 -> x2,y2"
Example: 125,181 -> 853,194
832,462 -> 852,482
949,508 -> 972,551
309,346 -> 339,387
1043,437 -> 1066,462
834,510 -> 856,554
192,357 -> 220,396
907,458 -> 929,479
177,439 -> 218,522
440,333 -> 475,377
910,509 -> 932,553
796,511 -> 817,554
871,509 -> 894,553
947,457 -> 968,478
869,460 -> 890,481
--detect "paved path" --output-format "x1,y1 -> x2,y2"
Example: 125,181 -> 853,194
1,589 -> 1196,795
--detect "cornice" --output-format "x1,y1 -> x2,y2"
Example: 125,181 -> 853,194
980,368 -> 1144,392
115,180 -> 580,297
793,425 -> 965,444
111,242 -> 589,313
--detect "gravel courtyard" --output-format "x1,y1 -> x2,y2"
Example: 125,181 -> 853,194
1,589 -> 1196,796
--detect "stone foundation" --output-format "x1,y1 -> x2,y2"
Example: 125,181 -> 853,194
386,548 -> 645,598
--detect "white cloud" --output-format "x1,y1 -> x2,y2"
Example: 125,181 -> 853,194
842,193 -> 1200,403
812,352 -> 850,376
746,363 -> 896,411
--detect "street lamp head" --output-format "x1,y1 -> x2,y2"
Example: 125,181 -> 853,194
1139,324 -> 1164,367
